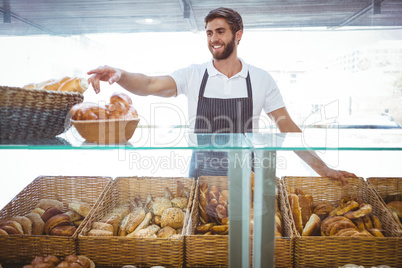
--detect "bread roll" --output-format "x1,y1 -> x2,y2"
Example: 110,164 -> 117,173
25,212 -> 45,235
43,76 -> 71,91
88,229 -> 113,236
164,187 -> 174,200
288,194 -> 303,235
327,220 -> 357,236
58,77 -> 88,94
69,201 -> 91,217
302,213 -> 321,236
0,228 -> 8,235
64,210 -> 83,222
211,224 -> 229,235
171,197 -> 188,210
50,225 -> 77,236
44,214 -> 70,235
370,214 -> 382,229
313,201 -> 335,220
387,201 -> 402,218
0,225 -> 18,234
209,186 -> 219,201
298,194 -> 313,227
11,216 -> 32,235
0,220 -> 24,234
127,212 -> 152,237
126,208 -> 146,234
177,181 -> 185,198
108,92 -> 137,119
344,203 -> 372,219
196,223 -> 216,234
31,207 -> 45,216
133,224 -> 160,238
92,222 -> 114,233
161,208 -> 185,229
335,201 -> 359,216
36,199 -> 63,211
157,226 -> 176,238
152,197 -> 172,216
198,182 -> 209,224
41,207 -> 63,223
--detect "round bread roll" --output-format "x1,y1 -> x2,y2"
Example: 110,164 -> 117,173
43,255 -> 60,265
77,255 -> 95,268
44,214 -> 70,235
152,197 -> 172,216
0,225 -> 19,234
36,199 -> 63,211
12,216 -> 32,235
161,208 -> 185,229
41,207 -> 63,223
0,228 -> 9,235
171,197 -> 188,210
59,77 -> 88,94
1,220 -> 24,234
156,226 -> 176,238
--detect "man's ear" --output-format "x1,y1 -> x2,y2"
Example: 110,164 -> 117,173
236,30 -> 243,44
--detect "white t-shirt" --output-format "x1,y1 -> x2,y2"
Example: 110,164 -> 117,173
169,58 -> 285,130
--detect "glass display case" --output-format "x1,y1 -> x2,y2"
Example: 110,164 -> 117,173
0,127 -> 401,267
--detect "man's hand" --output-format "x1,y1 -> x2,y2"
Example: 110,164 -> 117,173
87,65 -> 122,94
320,168 -> 357,186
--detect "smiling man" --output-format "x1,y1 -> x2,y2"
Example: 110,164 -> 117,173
87,7 -> 356,183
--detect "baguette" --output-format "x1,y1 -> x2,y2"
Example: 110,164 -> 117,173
288,194 -> 303,235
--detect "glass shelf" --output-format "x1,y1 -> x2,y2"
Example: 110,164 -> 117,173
1,127 -> 402,151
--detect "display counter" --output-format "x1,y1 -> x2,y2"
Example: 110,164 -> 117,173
0,127 -> 401,267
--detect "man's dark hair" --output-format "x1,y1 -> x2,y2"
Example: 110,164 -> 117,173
204,7 -> 243,35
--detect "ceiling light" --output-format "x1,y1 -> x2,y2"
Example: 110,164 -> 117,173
136,18 -> 161,25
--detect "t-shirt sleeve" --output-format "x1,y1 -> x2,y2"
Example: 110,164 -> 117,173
169,66 -> 192,96
263,75 -> 285,114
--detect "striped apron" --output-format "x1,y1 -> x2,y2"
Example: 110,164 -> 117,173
189,69 -> 253,179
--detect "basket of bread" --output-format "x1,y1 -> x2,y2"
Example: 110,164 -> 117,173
283,176 -> 402,268
0,176 -> 112,263
0,77 -> 87,140
78,176 -> 195,267
185,175 -> 296,268
69,92 -> 140,144
367,177 -> 402,228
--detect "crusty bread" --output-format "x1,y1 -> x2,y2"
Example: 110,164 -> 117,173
288,194 -> 303,235
302,213 -> 321,236
88,229 -> 113,236
298,194 -> 313,227
25,212 -> 45,235
36,199 -> 63,211
69,200 -> 92,217
11,216 -> 32,235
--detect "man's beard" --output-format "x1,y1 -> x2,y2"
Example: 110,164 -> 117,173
210,35 -> 236,60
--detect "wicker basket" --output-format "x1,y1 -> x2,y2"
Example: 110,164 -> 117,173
283,176 -> 402,268
185,176 -> 296,268
78,176 -> 195,267
367,177 -> 402,228
0,86 -> 84,140
0,176 -> 112,264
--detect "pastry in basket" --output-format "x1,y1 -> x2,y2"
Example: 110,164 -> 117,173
70,92 -> 138,121
87,181 -> 188,239
23,76 -> 88,94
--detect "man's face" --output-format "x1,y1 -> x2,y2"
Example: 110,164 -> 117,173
206,18 -> 238,60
